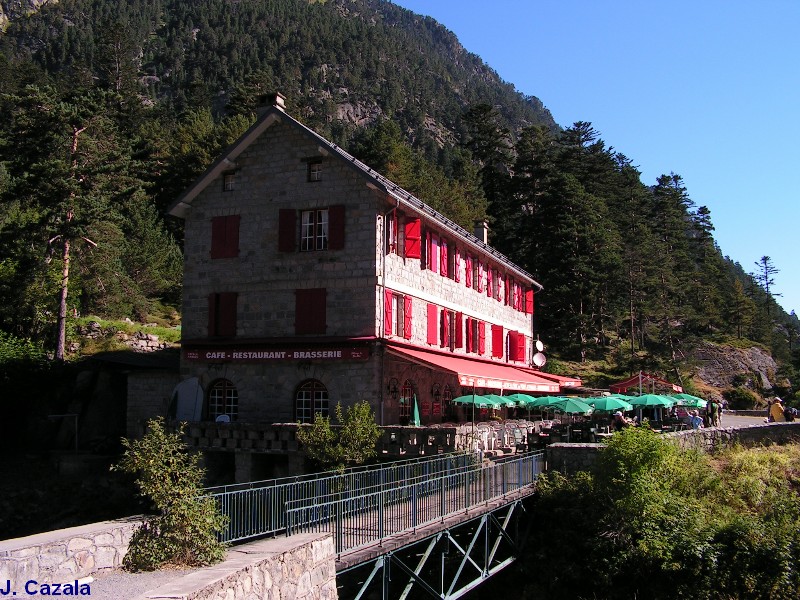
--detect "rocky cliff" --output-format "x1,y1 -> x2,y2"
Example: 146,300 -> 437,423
691,341 -> 781,401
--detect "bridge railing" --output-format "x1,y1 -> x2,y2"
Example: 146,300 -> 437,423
209,451 -> 477,543
285,451 -> 545,555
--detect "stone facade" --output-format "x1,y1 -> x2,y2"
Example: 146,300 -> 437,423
0,517 -> 142,585
158,97 -> 546,436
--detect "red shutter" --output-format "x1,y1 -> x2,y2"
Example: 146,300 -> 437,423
491,325 -> 503,358
440,241 -> 448,277
455,312 -> 463,348
465,256 -> 472,288
210,216 -> 240,259
427,303 -> 438,345
517,334 -> 527,363
207,294 -> 218,337
404,218 -> 421,258
507,331 -> 518,361
384,289 -> 393,336
278,209 -> 296,252
487,268 -> 493,297
328,205 -> 345,250
218,292 -> 237,337
295,288 -> 327,334
478,321 -> 486,355
525,289 -> 534,314
454,249 -> 461,283
477,262 -> 483,293
465,317 -> 473,352
403,296 -> 413,339
440,309 -> 449,347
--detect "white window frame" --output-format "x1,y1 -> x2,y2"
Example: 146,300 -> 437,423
301,209 -> 329,251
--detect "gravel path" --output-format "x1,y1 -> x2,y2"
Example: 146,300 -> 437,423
88,566 -> 198,599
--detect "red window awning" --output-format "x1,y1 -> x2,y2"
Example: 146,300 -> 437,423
518,368 -> 582,388
387,345 -> 560,393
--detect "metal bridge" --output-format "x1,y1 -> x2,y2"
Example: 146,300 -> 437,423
207,451 -> 545,599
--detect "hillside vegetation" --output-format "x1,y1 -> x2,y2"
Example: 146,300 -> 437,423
515,430 -> 800,599
0,0 -> 797,399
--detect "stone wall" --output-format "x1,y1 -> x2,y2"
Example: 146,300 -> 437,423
546,422 -> 800,474
134,534 -> 337,600
0,517 -> 143,585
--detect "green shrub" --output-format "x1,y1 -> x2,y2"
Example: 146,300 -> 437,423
520,431 -> 800,599
113,418 -> 227,571
723,387 -> 760,410
296,401 -> 381,471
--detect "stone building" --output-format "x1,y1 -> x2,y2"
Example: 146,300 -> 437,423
166,93 -> 575,429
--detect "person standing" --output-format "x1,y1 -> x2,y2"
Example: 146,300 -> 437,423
688,410 -> 704,429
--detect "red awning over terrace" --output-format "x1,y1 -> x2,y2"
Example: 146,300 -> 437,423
610,371 -> 683,393
387,345 -> 560,393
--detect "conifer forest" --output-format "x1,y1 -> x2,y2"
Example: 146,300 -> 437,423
1,0 -> 798,392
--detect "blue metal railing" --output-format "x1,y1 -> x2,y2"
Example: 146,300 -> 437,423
285,451 -> 544,555
209,452 -> 479,543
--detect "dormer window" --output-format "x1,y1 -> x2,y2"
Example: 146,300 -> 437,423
223,172 -> 235,192
308,160 -> 322,182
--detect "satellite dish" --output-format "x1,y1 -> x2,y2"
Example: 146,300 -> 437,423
533,352 -> 547,367
535,340 -> 544,352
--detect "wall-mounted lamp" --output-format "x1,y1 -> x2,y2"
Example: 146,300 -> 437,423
387,378 -> 400,402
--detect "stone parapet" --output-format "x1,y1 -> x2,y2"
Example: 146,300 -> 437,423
0,517 -> 143,585
545,422 -> 800,474
134,534 -> 337,600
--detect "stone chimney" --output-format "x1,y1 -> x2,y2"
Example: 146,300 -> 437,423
474,220 -> 489,244
256,92 -> 286,116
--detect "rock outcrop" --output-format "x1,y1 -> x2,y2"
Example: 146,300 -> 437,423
691,341 -> 778,395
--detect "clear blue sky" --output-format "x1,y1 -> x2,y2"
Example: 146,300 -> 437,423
392,0 -> 800,316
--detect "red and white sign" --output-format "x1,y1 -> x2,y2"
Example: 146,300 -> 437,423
184,347 -> 370,362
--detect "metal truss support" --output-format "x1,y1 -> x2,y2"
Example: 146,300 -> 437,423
337,500 -> 529,600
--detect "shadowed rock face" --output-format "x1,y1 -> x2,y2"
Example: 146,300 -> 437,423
692,341 -> 779,394
0,0 -> 56,31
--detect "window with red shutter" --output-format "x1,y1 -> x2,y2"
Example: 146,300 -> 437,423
455,312 -> 463,348
403,296 -> 413,339
491,324 -> 503,358
478,321 -> 486,355
427,304 -> 438,345
404,218 -> 421,258
210,215 -> 240,259
278,209 -> 296,252
328,205 -> 345,250
525,289 -> 534,314
454,249 -> 461,283
487,268 -> 493,297
440,309 -> 449,348
430,234 -> 439,272
465,317 -> 474,352
465,256 -> 472,288
440,241 -> 448,277
517,333 -> 527,363
507,331 -> 518,361
476,262 -> 483,293
384,289 -> 393,336
208,292 -> 238,337
295,289 -> 327,334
